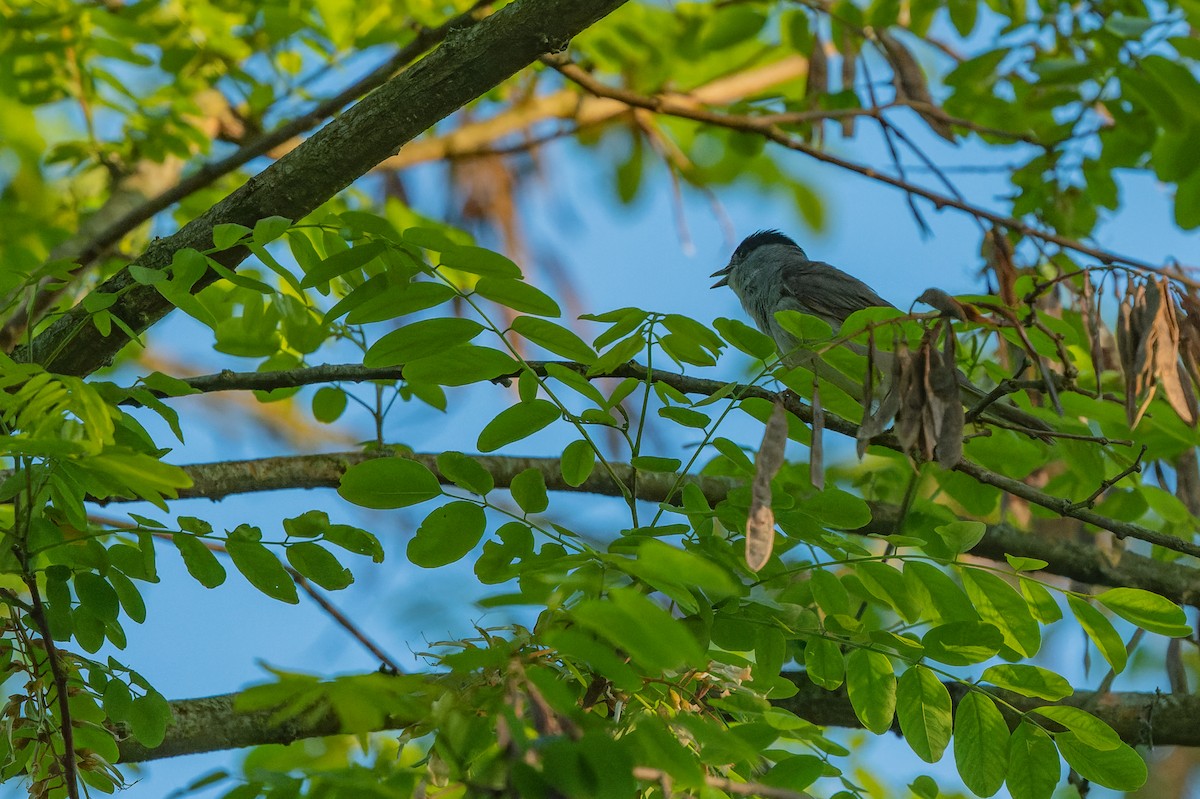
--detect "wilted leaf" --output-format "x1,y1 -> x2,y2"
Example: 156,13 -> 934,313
746,400 -> 787,571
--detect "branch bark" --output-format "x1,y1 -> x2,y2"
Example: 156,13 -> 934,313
114,672 -> 1200,763
125,359 -> 1200,561
12,0 -> 629,377
65,448 -> 1200,608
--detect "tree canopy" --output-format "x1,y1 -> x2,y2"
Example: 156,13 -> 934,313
1,0 -> 1200,797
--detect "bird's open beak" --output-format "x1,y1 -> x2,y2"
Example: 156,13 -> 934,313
710,264 -> 731,289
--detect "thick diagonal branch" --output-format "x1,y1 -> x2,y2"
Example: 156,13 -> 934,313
13,0 -> 629,377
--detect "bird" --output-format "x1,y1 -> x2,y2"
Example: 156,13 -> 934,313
710,229 -> 1052,437
711,229 -> 891,361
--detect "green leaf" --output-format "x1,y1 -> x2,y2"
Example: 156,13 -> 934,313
364,318 -> 483,367
618,540 -> 741,607
932,520 -> 986,554
810,569 -> 850,616
253,216 -> 292,245
407,501 -> 487,568
1006,721 -> 1060,799
1020,577 -> 1062,623
896,666 -> 952,763
127,691 -> 171,749
773,310 -> 833,342
545,628 -> 642,693
543,363 -> 606,406
511,316 -> 598,363
173,534 -> 226,588
311,387 -> 347,423
510,468 -> 549,514
856,561 -> 921,623
477,399 -> 560,452
74,573 -> 119,622
212,222 -> 250,249
403,345 -> 519,386
1054,732 -> 1146,792
662,314 -> 723,354
1067,594 -> 1127,674
922,621 -> 1003,666
1033,706 -> 1121,750
1095,587 -> 1191,637
107,570 -> 146,624
560,440 -> 597,487
286,542 -> 353,590
953,692 -> 1009,797
440,245 -> 522,278
226,539 -> 298,604
714,317 -> 777,360
436,451 -> 494,495
1177,170 -> 1200,230
803,637 -> 844,690
981,664 -> 1072,701
762,754 -> 824,792
658,406 -> 711,429
960,567 -> 1041,657
475,277 -> 561,316
571,588 -> 704,672
1005,554 -> 1048,572
588,332 -> 645,375
298,241 -> 386,288
845,649 -> 896,734
338,458 -> 442,509
323,525 -> 384,563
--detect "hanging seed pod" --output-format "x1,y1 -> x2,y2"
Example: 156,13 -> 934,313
877,29 -> 955,142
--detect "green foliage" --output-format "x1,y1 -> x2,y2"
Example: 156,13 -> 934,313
4,0 -> 1200,797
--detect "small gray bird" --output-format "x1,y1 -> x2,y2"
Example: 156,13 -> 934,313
711,230 -> 891,366
711,229 -> 1052,435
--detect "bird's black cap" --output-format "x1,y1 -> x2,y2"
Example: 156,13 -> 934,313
733,229 -> 799,259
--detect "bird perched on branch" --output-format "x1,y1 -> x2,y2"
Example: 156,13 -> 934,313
710,229 -> 1053,459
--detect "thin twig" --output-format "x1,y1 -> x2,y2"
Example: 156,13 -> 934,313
103,520 -> 406,672
1067,445 -> 1148,512
23,577 -> 80,799
543,55 -> 1194,283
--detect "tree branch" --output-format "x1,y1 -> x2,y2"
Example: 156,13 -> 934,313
63,1 -> 497,277
546,56 -> 1186,280
124,359 -> 1200,561
60,448 -> 1199,607
113,672 -> 1200,763
13,0 -> 630,377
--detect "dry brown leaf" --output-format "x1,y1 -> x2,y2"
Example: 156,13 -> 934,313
877,30 -> 954,142
806,33 -> 828,110
982,226 -> 1017,307
747,400 -> 788,571
894,339 -> 923,453
1153,280 -> 1197,425
917,287 -> 983,322
1116,284 -> 1137,423
933,321 -> 964,467
1080,270 -> 1105,393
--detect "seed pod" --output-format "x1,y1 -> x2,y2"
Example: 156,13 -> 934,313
877,29 -> 955,142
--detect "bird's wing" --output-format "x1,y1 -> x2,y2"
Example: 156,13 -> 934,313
778,261 -> 894,328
